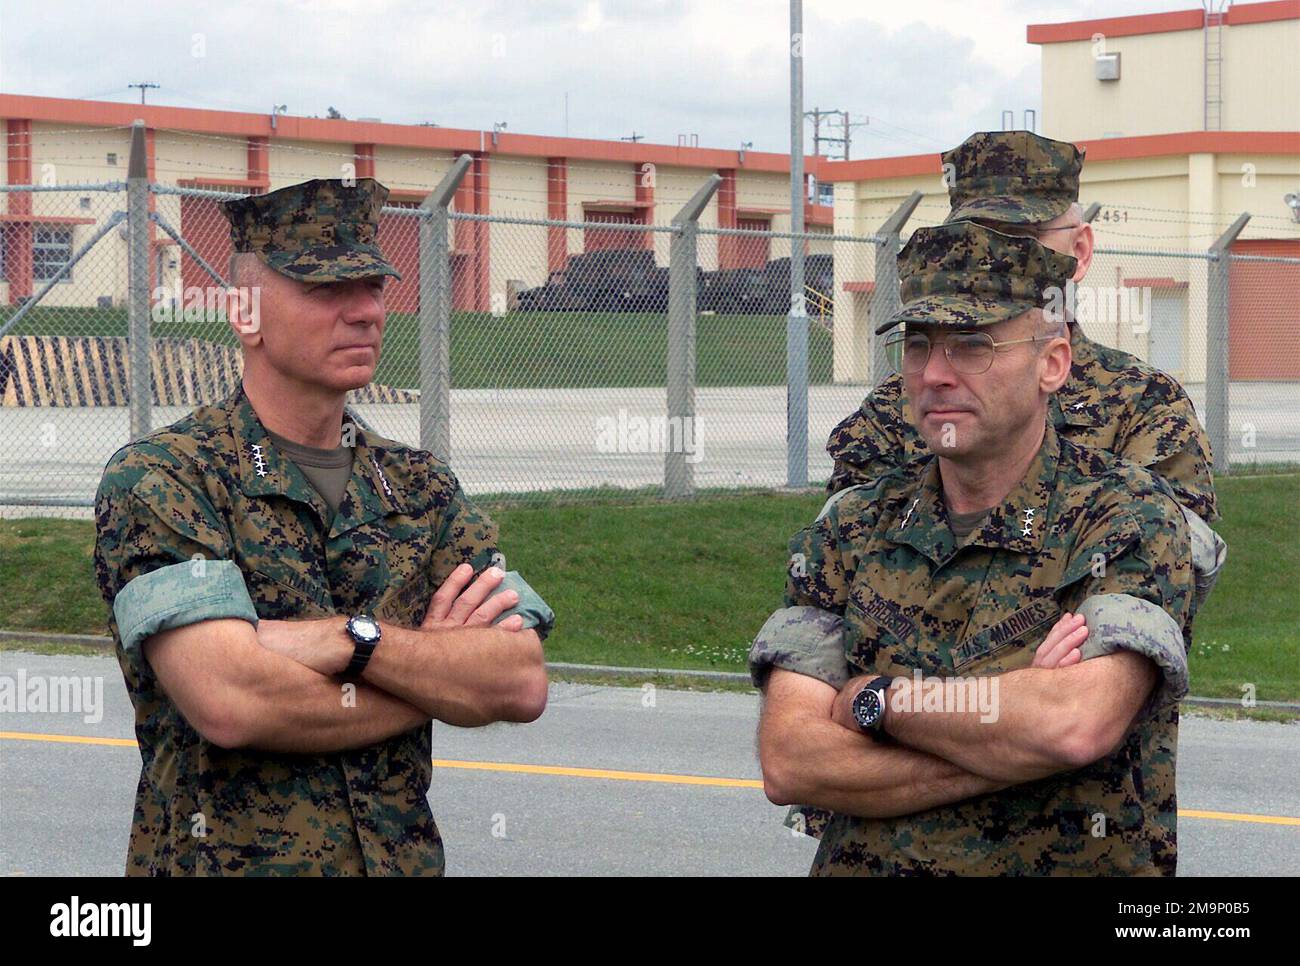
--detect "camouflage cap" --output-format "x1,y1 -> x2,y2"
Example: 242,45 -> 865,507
876,220 -> 1077,334
222,178 -> 402,283
943,130 -> 1084,224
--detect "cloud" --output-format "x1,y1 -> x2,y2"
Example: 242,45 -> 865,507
0,0 -> 1147,159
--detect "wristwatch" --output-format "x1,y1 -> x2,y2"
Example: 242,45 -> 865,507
343,614 -> 382,678
851,676 -> 895,735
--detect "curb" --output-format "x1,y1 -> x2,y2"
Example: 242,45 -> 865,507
0,630 -> 117,647
3,630 -> 1297,711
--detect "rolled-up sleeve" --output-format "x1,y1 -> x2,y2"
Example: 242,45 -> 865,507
488,571 -> 556,641
1077,593 -> 1189,709
748,606 -> 850,689
113,559 -> 258,654
95,456 -> 240,670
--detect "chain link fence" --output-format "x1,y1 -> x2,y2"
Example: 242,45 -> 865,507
2,135 -> 1297,512
1081,245 -> 1300,471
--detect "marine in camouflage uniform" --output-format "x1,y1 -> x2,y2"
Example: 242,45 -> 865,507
94,179 -> 550,875
752,221 -> 1194,875
830,131 -> 1219,524
787,132 -> 1223,841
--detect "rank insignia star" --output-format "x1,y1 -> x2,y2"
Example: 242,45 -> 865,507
249,444 -> 269,478
1020,506 -> 1036,538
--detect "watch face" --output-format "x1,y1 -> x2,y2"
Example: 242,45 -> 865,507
350,615 -> 381,643
853,688 -> 883,729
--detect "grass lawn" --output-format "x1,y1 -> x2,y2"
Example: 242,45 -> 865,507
0,306 -> 835,389
1,473 -> 1295,700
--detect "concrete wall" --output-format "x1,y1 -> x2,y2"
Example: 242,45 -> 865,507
373,145 -> 455,196
487,154 -> 550,294
1041,30 -> 1205,141
1041,17 -> 1300,141
1223,19 -> 1300,132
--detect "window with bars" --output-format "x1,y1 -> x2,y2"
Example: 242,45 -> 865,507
33,226 -> 74,283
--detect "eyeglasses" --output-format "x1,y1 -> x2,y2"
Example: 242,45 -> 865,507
884,330 -> 1055,375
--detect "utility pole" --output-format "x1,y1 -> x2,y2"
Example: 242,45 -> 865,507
620,132 -> 644,143
805,107 -> 850,160
128,82 -> 159,105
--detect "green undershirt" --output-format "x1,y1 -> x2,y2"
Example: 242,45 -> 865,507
947,505 -> 993,540
266,429 -> 354,523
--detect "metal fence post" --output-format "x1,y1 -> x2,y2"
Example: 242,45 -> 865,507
1206,212 -> 1250,476
666,174 -> 721,499
869,191 -> 923,386
127,120 -> 151,441
786,294 -> 809,489
787,0 -> 807,490
419,154 -> 473,459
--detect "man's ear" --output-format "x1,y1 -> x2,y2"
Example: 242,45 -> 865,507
1071,223 -> 1094,281
226,281 -> 263,346
1040,335 -> 1072,394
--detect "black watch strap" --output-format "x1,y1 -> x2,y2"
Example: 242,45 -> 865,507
344,640 -> 378,679
343,615 -> 382,679
866,675 -> 895,695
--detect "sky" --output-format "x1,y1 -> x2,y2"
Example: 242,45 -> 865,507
0,0 -> 1215,159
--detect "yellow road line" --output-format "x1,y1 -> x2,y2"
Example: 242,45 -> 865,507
431,757 -> 762,788
1179,809 -> 1300,827
3,730 -> 1298,827
0,730 -> 137,748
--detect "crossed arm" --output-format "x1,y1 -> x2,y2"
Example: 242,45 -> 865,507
864,650 -> 1156,782
759,669 -> 1009,818
144,564 -> 547,752
758,613 -> 1157,817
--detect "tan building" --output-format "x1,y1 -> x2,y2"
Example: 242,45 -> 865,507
1,92 -> 835,317
825,1 -> 1300,385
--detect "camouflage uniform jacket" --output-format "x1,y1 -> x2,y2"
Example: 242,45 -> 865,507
787,422 -> 1194,875
826,326 -> 1219,523
93,387 -> 499,876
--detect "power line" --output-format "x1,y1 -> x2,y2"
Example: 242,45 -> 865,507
127,82 -> 160,105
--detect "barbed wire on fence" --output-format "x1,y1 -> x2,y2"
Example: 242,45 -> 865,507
1,169 -> 1296,510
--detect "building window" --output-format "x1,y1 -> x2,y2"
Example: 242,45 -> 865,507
34,226 -> 74,283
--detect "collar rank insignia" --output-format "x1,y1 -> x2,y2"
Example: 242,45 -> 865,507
1021,506 -> 1036,538
371,456 -> 393,498
249,443 -> 269,478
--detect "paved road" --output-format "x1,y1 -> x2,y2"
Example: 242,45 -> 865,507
1,650 -> 1296,876
2,380 -> 1297,513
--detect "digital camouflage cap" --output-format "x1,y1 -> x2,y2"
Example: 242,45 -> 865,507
877,220 -> 1077,333
943,130 -> 1084,224
222,177 -> 402,283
